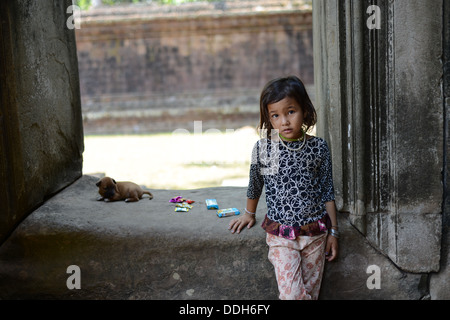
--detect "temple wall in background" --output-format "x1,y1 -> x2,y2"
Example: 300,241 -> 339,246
75,1 -> 314,134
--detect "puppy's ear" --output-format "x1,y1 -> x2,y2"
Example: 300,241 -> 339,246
112,179 -> 117,184
96,180 -> 101,187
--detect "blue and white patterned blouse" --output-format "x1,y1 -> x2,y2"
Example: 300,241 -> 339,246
247,136 -> 335,228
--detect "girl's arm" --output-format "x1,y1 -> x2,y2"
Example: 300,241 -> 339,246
325,200 -> 339,261
228,197 -> 259,234
326,201 -> 338,228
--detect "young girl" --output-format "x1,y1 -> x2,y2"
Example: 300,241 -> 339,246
228,76 -> 339,300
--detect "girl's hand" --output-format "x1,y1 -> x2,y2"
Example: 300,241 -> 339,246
325,234 -> 339,262
228,213 -> 256,234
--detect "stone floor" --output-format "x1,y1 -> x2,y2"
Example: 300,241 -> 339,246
0,175 -> 427,300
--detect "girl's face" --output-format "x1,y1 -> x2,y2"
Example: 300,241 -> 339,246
267,97 -> 305,140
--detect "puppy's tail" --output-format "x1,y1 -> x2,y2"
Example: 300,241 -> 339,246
143,191 -> 153,200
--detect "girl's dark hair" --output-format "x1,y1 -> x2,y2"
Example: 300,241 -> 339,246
258,75 -> 317,137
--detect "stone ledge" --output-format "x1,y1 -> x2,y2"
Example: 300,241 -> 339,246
0,175 -> 424,299
0,175 -> 276,299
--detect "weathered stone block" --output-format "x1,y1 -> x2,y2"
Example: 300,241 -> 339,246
0,0 -> 84,242
0,175 -> 427,300
313,0 -> 444,274
0,176 -> 277,300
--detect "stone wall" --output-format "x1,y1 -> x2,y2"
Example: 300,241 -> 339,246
430,0 -> 450,300
75,1 -> 314,134
313,0 -> 448,298
0,0 -> 84,243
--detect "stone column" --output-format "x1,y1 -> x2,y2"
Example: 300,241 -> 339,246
0,0 -> 84,242
313,0 -> 444,273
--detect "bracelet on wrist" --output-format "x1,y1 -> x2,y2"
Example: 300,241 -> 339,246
329,228 -> 340,239
245,208 -> 256,215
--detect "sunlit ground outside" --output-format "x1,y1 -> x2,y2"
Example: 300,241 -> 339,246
83,126 -> 260,190
83,125 -> 317,190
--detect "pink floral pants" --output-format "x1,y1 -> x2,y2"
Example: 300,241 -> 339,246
266,232 -> 328,300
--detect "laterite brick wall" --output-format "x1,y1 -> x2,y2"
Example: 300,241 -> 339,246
75,2 -> 314,133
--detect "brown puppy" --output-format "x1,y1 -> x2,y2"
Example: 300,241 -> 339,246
96,177 -> 153,202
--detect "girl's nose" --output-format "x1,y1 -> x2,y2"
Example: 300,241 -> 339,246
281,116 -> 290,126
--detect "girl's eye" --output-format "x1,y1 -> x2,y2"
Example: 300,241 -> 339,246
271,114 -> 278,119
288,110 -> 295,115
